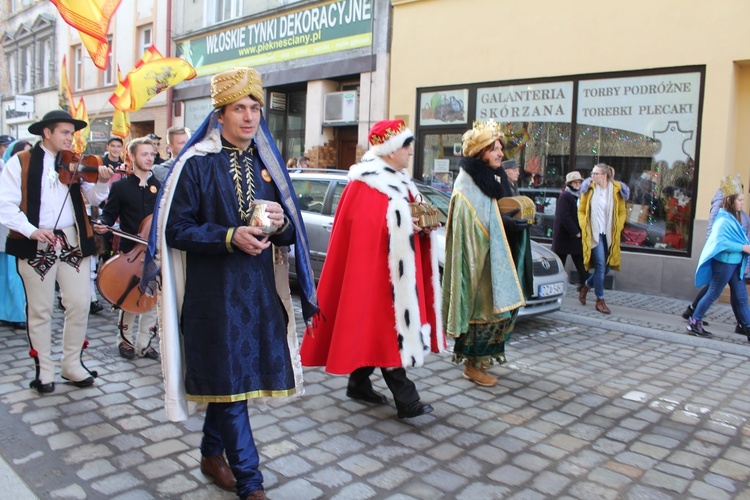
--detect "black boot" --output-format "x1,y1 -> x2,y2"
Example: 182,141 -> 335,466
682,305 -> 708,325
686,317 -> 712,338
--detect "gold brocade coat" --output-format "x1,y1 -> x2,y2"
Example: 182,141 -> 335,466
442,170 -> 526,337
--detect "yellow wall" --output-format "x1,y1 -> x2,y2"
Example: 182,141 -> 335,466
390,0 -> 750,219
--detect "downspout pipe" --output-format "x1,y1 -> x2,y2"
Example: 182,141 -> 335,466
166,0 -> 173,128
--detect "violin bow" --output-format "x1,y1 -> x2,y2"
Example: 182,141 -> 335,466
100,225 -> 148,245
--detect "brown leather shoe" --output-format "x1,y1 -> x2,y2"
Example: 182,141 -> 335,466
596,298 -> 611,314
463,365 -> 498,387
579,284 -> 590,305
245,490 -> 266,500
200,454 -> 236,491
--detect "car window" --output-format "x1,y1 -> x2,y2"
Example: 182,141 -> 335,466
415,183 -> 451,224
292,179 -> 329,214
330,181 -> 346,216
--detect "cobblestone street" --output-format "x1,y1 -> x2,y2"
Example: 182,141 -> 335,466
1,286 -> 750,499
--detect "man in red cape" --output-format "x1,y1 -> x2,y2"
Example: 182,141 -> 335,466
300,119 -> 445,419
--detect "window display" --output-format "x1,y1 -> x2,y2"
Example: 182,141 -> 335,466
416,67 -> 703,255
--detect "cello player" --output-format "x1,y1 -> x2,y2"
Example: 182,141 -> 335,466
0,110 -> 113,393
93,136 -> 160,360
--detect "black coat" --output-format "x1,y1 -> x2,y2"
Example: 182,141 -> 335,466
551,187 -> 583,255
99,173 -> 160,253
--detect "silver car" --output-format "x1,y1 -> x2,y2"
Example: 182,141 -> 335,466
288,169 -> 566,317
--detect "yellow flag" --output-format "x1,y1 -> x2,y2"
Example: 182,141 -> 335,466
111,68 -> 130,138
109,46 -> 166,112
111,108 -> 130,139
73,98 -> 90,153
128,57 -> 196,111
50,0 -> 121,70
58,55 -> 76,114
111,55 -> 196,112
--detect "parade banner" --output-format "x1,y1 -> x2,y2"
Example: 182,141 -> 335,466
176,0 -> 373,76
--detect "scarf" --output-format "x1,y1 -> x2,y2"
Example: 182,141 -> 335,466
459,156 -> 509,199
565,185 -> 581,198
589,181 -> 613,248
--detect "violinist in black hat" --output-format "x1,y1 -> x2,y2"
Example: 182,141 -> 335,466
0,109 -> 113,394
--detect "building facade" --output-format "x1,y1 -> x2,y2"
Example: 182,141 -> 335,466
170,0 -> 391,168
58,0 -> 171,156
2,0 -> 172,156
389,0 -> 750,299
1,0 -> 59,142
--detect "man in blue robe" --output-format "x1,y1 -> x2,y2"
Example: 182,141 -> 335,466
151,67 -> 317,500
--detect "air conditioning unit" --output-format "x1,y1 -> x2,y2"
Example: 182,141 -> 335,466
323,91 -> 358,125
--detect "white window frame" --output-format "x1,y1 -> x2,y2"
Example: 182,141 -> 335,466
74,45 -> 83,91
103,36 -> 114,86
208,0 -> 242,25
138,26 -> 152,58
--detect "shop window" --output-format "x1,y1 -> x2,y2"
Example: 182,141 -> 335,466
576,73 -> 701,253
419,132 -> 463,193
415,67 -> 703,256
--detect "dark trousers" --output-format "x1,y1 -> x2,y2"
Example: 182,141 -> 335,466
348,366 -> 419,409
201,401 -> 263,497
556,252 -> 589,287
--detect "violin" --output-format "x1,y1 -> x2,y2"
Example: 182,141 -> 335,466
96,215 -> 157,314
56,150 -> 104,184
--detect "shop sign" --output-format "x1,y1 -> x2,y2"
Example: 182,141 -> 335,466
176,0 -> 373,77
577,72 -> 700,164
476,81 -> 573,123
420,89 -> 468,126
4,97 -> 33,124
184,98 -> 213,132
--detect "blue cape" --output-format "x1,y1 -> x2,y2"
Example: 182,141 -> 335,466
695,208 -> 749,288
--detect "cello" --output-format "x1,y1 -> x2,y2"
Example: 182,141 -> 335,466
96,215 -> 157,314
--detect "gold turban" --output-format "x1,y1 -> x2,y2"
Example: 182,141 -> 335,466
462,119 -> 504,157
720,173 -> 743,198
211,67 -> 265,108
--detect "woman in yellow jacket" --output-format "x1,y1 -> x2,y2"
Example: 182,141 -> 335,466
577,164 -> 629,314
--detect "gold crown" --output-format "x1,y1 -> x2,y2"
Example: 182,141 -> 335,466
461,119 -> 504,157
720,173 -> 743,198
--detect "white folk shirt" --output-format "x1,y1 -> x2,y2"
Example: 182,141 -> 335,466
0,144 -> 109,238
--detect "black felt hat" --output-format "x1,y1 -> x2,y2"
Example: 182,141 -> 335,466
28,110 -> 87,136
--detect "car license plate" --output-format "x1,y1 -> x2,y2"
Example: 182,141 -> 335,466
538,282 -> 565,298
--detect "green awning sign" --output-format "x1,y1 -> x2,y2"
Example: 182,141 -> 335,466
177,0 -> 373,76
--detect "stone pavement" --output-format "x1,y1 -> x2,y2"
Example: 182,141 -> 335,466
1,286 -> 750,499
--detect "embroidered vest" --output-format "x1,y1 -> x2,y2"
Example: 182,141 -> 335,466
6,144 -> 96,260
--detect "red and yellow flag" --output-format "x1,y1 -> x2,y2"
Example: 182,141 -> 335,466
127,57 -> 197,111
136,45 -> 163,68
58,55 -> 76,114
111,67 -> 130,139
73,98 -> 90,153
109,46 -> 196,112
50,0 -> 121,70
